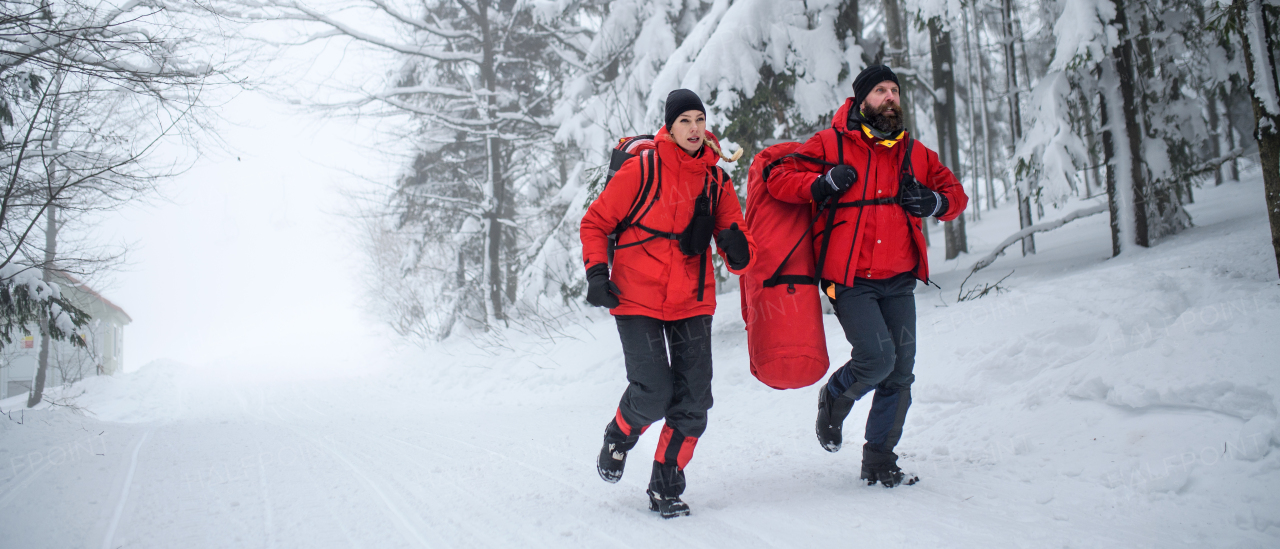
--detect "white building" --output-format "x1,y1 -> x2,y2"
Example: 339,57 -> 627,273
0,274 -> 131,400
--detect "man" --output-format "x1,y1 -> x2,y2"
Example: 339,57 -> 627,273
768,65 -> 968,487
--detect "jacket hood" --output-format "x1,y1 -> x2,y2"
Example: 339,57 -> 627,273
832,97 -> 857,132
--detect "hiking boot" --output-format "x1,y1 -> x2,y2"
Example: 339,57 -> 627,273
647,461 -> 690,518
597,440 -> 627,483
860,444 -> 918,488
647,489 -> 691,519
816,384 -> 857,452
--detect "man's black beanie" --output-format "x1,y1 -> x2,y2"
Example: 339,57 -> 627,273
853,65 -> 899,108
664,89 -> 706,132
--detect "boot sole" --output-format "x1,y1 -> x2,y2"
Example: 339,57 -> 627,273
649,501 -> 691,518
597,462 -> 622,483
815,422 -> 842,453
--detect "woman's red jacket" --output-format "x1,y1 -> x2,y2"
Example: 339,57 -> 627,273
581,128 -> 756,320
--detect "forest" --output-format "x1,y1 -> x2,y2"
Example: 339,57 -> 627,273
2,0 -> 1278,347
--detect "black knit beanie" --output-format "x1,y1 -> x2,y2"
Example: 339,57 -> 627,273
852,65 -> 900,110
664,89 -> 706,132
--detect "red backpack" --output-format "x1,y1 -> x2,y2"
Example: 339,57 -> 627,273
740,142 -> 833,390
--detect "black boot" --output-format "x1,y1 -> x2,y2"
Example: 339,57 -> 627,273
859,443 -> 918,488
597,420 -> 639,483
816,384 -> 857,452
647,461 -> 690,519
597,440 -> 628,483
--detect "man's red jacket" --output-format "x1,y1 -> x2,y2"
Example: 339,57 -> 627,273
581,128 -> 755,320
767,98 -> 967,286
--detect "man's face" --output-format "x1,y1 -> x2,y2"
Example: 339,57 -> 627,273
860,80 -> 903,134
861,81 -> 900,120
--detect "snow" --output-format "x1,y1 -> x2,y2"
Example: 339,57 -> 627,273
1047,0 -> 1115,71
1014,72 -> 1089,207
2,176 -> 1279,546
1246,0 -> 1280,116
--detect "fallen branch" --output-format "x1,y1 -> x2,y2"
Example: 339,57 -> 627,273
968,202 -> 1108,274
1183,147 -> 1245,178
957,270 -> 1014,302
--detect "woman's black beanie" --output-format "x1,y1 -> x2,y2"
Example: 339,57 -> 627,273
664,89 -> 706,132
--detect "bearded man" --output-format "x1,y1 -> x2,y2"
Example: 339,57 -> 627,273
768,65 -> 968,487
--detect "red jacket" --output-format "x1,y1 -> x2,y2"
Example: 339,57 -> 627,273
767,98 -> 968,285
581,128 -> 756,320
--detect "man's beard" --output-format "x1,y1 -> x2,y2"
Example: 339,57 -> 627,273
863,102 -> 905,135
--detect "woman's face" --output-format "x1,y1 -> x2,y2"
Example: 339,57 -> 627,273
671,110 -> 707,154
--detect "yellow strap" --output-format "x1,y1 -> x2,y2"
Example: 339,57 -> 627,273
861,124 -> 906,147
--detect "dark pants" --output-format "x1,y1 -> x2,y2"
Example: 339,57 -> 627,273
824,272 -> 917,452
604,315 -> 713,479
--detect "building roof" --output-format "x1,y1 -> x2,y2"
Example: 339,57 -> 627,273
54,273 -> 133,324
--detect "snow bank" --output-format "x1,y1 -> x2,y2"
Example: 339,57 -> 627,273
67,359 -> 188,423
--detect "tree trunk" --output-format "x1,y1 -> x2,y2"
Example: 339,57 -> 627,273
971,1 -> 999,210
477,0 -> 506,323
881,0 -> 917,139
961,6 -> 981,221
1111,0 -> 1152,247
1079,84 -> 1103,200
1001,0 -> 1034,255
27,204 -> 56,408
1222,87 -> 1240,182
836,0 -> 867,65
1236,0 -> 1280,278
28,96 -> 63,408
1208,85 -> 1224,186
1099,67 -> 1123,258
930,17 -> 967,259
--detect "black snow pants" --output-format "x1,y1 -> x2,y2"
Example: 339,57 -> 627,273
823,272 -> 917,453
603,315 -> 713,495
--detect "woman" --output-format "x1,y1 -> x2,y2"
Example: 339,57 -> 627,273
579,89 -> 755,518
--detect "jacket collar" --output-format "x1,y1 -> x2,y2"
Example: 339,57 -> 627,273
832,97 -> 909,148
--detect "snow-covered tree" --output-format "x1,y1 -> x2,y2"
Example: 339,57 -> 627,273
1,1 -> 225,406
1219,0 -> 1280,277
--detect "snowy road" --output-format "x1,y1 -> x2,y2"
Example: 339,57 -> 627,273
3,179 -> 1279,548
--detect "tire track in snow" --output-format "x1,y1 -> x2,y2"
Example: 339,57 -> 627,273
378,433 -> 632,548
334,430 -> 536,548
257,400 -> 448,548
253,435 -> 277,549
378,427 -> 714,547
0,455 -> 53,509
252,394 -> 366,549
101,428 -> 152,549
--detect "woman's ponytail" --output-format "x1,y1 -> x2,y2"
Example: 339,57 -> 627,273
703,137 -> 743,162
665,132 -> 743,162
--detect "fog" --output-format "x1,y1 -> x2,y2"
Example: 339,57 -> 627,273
98,90 -> 400,381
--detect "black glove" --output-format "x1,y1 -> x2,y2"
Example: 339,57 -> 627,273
810,164 -> 857,203
715,222 -> 750,270
585,263 -> 621,308
898,175 -> 948,218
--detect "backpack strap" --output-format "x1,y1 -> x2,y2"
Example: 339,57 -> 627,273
762,130 -> 855,290
695,165 -> 731,301
760,152 -> 837,183
608,149 -> 662,261
813,128 -> 849,286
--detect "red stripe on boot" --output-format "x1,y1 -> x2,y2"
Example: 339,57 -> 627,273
654,425 -> 674,464
615,408 -> 649,437
676,436 -> 699,469
614,408 -> 632,436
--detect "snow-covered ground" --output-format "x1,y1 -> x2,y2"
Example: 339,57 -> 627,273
2,174 -> 1278,548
